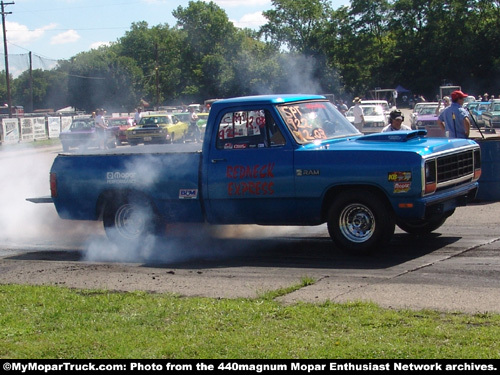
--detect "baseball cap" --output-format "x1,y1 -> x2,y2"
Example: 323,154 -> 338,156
389,109 -> 404,121
451,90 -> 468,101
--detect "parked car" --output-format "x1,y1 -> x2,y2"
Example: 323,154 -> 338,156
414,103 -> 445,137
59,117 -> 117,151
481,100 -> 500,129
107,116 -> 134,145
345,105 -> 386,129
411,102 -> 440,129
126,114 -> 188,145
466,102 -> 490,127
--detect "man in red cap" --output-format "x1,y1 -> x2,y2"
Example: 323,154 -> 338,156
437,90 -> 470,138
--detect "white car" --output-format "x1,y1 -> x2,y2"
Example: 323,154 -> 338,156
346,105 -> 387,129
361,100 -> 391,116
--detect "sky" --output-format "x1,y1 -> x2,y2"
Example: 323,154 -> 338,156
3,0 -> 351,63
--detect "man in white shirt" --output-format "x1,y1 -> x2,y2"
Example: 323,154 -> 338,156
352,97 -> 365,132
134,107 -> 142,124
94,108 -> 108,149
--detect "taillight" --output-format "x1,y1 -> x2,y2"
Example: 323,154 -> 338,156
50,172 -> 57,198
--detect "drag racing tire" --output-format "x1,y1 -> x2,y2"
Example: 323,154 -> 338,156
327,190 -> 395,255
103,193 -> 166,247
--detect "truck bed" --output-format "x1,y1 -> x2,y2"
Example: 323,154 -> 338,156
52,143 -> 204,223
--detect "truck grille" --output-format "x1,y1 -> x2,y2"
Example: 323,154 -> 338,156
436,150 -> 474,184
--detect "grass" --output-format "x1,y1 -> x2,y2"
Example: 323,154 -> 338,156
0,281 -> 499,359
1,138 -> 61,149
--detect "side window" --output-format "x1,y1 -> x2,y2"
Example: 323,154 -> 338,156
216,109 -> 285,150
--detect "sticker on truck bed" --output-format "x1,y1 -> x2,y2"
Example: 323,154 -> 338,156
107,171 -> 137,184
179,189 -> 198,199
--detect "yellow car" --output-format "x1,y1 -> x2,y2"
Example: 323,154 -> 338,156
126,114 -> 188,145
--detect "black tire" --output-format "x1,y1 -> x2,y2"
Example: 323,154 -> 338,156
103,193 -> 165,247
327,190 -> 395,255
396,211 -> 452,235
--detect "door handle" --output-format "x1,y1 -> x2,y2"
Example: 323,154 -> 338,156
211,158 -> 227,163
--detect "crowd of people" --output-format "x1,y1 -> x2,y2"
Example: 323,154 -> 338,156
346,89 -> 493,139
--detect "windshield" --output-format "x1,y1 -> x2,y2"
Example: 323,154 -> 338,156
419,106 -> 438,115
140,116 -> 172,126
276,100 -> 360,144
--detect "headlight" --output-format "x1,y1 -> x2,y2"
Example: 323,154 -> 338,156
417,121 -> 422,126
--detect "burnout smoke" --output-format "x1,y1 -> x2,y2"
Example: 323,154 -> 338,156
0,144 -> 99,245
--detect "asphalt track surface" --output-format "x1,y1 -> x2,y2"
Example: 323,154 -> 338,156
0,116 -> 499,315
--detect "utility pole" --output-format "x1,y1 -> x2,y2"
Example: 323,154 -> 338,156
1,1 -> 14,118
29,51 -> 33,112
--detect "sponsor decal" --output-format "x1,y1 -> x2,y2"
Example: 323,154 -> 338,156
296,169 -> 320,177
233,143 -> 247,149
179,189 -> 198,199
106,171 -> 137,184
394,182 -> 411,193
388,171 -> 412,182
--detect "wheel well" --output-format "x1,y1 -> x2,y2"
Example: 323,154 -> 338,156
321,185 -> 393,222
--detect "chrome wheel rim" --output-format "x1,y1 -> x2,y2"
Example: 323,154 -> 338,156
339,203 -> 375,243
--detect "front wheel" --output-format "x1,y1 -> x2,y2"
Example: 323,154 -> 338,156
103,194 -> 165,247
327,190 -> 395,255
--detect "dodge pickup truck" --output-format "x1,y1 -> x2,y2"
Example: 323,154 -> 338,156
40,95 -> 481,254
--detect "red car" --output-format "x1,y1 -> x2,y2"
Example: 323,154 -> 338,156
107,116 -> 134,145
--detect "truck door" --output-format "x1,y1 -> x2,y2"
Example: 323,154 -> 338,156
205,107 -> 296,224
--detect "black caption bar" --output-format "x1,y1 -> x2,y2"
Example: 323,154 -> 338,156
1,360 -> 498,374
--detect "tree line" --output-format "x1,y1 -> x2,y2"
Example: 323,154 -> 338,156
2,0 -> 499,113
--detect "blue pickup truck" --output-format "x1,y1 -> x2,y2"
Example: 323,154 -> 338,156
44,95 -> 481,254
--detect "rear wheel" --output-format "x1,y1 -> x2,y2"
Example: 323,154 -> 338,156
327,190 -> 395,255
103,193 -> 165,247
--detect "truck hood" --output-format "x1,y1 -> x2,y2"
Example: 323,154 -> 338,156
301,130 -> 477,156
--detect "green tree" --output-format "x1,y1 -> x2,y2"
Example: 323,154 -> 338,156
118,22 -> 183,107
66,47 -> 142,113
172,0 -> 242,102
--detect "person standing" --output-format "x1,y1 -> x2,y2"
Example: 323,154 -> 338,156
382,110 -> 412,132
188,106 -> 200,142
352,97 -> 365,132
435,96 -> 450,116
437,90 -> 471,138
95,108 -> 108,149
134,107 -> 142,124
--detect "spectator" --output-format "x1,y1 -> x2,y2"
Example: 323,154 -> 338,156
338,100 -> 348,116
435,96 -> 450,116
382,110 -> 411,132
134,107 -> 142,124
94,108 -> 108,149
437,90 -> 470,138
352,97 -> 365,132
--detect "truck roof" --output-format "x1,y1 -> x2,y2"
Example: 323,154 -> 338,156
210,94 -> 327,110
